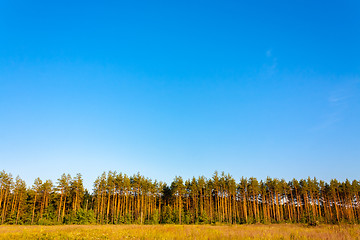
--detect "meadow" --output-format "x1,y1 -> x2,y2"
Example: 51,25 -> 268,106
0,224 -> 359,240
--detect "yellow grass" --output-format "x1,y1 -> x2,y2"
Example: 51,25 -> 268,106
0,224 -> 359,239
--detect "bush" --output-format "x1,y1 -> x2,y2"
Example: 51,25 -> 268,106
307,219 -> 319,227
74,208 -> 96,224
197,212 -> 209,224
184,213 -> 192,224
151,210 -> 160,224
162,205 -> 174,224
119,214 -> 133,224
38,218 -> 56,225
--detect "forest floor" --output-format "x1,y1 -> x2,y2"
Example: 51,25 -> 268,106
0,224 -> 359,239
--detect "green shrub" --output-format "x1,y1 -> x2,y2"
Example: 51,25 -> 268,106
74,208 -> 96,224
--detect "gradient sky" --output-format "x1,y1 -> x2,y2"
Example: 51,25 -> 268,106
1,1 -> 360,190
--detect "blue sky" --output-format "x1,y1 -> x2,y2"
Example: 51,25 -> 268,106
1,1 -> 359,190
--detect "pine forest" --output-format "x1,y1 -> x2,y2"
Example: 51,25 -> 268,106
0,170 -> 359,225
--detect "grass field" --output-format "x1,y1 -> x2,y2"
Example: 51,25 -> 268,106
0,224 -> 359,239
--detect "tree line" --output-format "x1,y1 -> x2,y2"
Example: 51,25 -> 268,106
0,170 -> 359,225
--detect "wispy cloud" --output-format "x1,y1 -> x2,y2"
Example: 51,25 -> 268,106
328,88 -> 352,107
328,96 -> 348,103
260,49 -> 278,77
266,49 -> 272,58
312,112 -> 342,131
313,78 -> 359,130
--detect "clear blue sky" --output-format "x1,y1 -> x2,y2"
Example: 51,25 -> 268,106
1,1 -> 359,190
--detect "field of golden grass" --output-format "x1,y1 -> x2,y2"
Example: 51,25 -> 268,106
0,224 -> 359,239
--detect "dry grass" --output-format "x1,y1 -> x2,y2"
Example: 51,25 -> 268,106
0,224 -> 359,239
